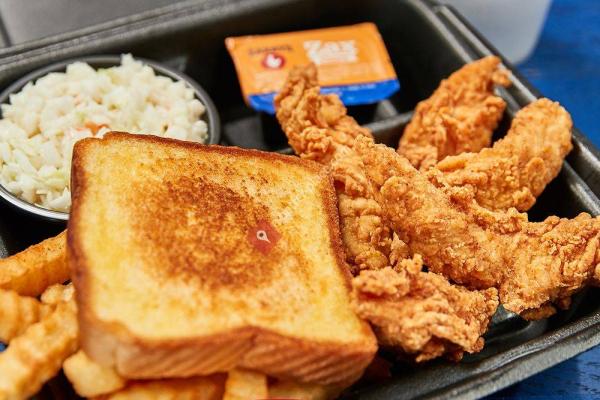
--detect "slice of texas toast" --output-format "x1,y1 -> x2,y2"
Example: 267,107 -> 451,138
68,132 -> 376,386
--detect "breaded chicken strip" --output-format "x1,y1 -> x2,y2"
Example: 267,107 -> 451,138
354,136 -> 600,318
275,64 -> 391,271
275,65 -> 499,361
275,63 -> 370,164
352,253 -> 498,362
436,99 -> 573,211
398,56 -> 510,170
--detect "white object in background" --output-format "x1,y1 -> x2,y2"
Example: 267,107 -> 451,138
443,0 -> 552,64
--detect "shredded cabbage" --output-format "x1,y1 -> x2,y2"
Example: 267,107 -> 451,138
0,54 -> 209,212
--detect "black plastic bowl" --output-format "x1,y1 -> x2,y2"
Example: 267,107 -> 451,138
0,55 -> 221,222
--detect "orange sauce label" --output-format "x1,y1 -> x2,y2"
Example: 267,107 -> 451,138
226,23 -> 399,113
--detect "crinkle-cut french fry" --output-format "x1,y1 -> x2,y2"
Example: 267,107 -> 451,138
63,350 -> 126,397
0,289 -> 51,343
269,380 -> 341,400
94,375 -> 226,400
0,231 -> 68,297
41,282 -> 74,305
223,369 -> 268,400
0,299 -> 78,400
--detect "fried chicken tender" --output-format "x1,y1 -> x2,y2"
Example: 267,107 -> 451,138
275,64 -> 498,361
275,64 -> 391,271
354,136 -> 600,318
352,254 -> 498,362
398,56 -> 510,170
275,64 -> 370,165
436,98 -> 573,211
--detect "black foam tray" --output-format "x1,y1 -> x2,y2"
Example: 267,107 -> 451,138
0,1 -> 598,399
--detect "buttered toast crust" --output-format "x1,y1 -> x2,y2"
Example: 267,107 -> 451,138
68,133 -> 376,386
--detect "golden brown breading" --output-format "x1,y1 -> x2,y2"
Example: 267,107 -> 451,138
354,136 -> 600,317
275,64 -> 498,361
436,98 -> 573,211
398,56 -> 510,170
275,64 -> 370,165
275,64 -> 391,272
352,254 -> 498,362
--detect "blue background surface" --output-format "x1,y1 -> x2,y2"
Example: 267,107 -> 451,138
518,0 -> 600,148
489,1 -> 600,398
